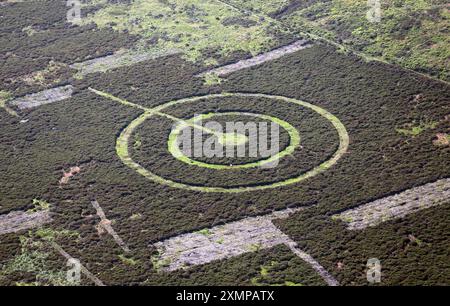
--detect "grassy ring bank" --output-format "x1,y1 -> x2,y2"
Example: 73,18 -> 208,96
116,92 -> 349,193
167,111 -> 301,169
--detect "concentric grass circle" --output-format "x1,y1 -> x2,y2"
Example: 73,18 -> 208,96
116,93 -> 349,193
167,112 -> 301,169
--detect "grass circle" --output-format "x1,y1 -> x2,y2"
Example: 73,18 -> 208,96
117,93 -> 349,193
167,112 -> 301,169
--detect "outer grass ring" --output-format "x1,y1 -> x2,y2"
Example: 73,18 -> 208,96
167,111 -> 301,169
116,92 -> 349,193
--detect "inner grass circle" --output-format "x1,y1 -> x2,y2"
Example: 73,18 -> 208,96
167,112 -> 300,169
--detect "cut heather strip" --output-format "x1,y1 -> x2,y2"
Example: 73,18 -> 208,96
333,178 -> 450,230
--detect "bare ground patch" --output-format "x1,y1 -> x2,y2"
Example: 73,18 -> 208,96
333,178 -> 450,230
199,40 -> 312,77
0,210 -> 52,235
152,207 -> 338,286
9,85 -> 73,110
59,166 -> 81,186
70,49 -> 179,77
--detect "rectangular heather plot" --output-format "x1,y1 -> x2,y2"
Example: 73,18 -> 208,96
0,209 -> 52,235
9,85 -> 73,110
332,178 -> 450,230
70,49 -> 179,76
152,208 -> 302,271
200,40 -> 312,76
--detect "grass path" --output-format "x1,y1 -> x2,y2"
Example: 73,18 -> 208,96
89,88 -> 226,138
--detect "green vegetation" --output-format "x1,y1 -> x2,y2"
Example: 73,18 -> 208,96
27,199 -> 50,214
19,61 -> 67,87
196,228 -> 212,236
144,245 -> 325,285
248,243 -> 262,252
278,201 -> 450,285
15,281 -> 40,286
221,0 -> 449,81
129,213 -> 142,220
333,214 -> 353,223
0,90 -> 17,117
396,120 -> 438,137
275,0 -> 450,81
80,0 -> 281,62
151,254 -> 172,271
34,228 -> 80,242
284,281 -> 303,286
0,248 -> 67,286
251,260 -> 304,286
1,43 -> 448,284
118,254 -> 139,266
0,230 -> 79,286
260,265 -> 269,277
227,0 -> 290,16
203,57 -> 219,67
167,111 -> 302,170
203,73 -> 222,86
